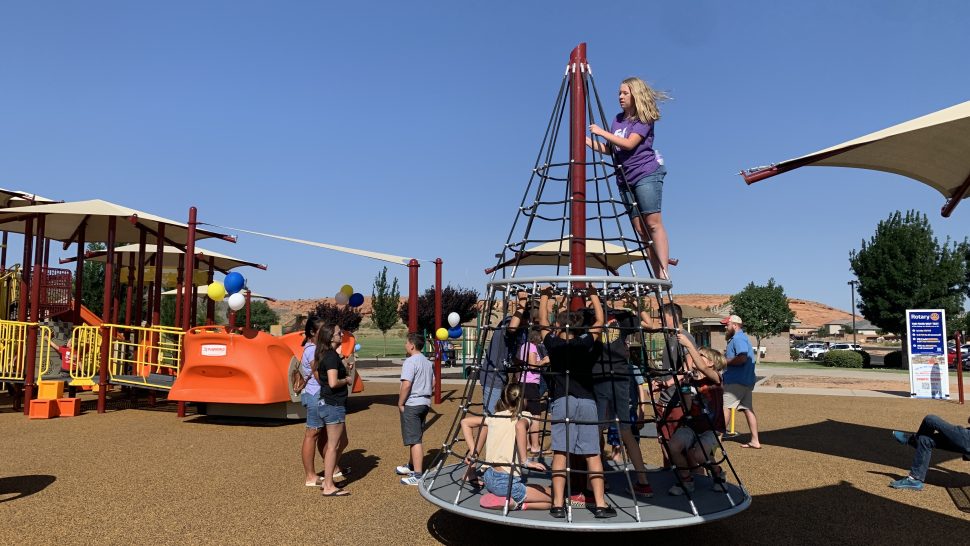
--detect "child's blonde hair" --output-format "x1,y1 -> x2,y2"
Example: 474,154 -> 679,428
699,347 -> 726,372
622,77 -> 670,123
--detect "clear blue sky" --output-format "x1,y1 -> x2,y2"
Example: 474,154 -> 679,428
2,1 -> 968,312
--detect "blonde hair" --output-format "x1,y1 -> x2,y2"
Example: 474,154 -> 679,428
699,347 -> 726,372
622,77 -> 670,123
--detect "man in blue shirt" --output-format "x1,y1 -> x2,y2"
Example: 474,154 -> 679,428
721,314 -> 762,449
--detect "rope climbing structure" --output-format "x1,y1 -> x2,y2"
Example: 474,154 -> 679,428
419,43 -> 751,531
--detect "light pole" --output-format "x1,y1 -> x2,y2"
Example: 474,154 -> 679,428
848,280 -> 858,345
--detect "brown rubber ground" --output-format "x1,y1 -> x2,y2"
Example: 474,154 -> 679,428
1,384 -> 968,544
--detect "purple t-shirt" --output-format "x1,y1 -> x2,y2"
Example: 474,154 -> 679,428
609,114 -> 660,185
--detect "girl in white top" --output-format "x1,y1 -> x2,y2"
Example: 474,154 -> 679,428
461,383 -> 552,510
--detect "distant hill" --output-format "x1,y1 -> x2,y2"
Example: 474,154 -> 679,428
270,294 -> 852,330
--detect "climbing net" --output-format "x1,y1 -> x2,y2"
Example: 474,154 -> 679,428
419,51 -> 749,530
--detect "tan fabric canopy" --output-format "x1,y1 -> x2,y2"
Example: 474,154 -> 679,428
488,239 -> 647,274
0,199 -> 233,244
741,100 -> 970,216
63,244 -> 266,272
217,225 -> 412,266
0,188 -> 58,208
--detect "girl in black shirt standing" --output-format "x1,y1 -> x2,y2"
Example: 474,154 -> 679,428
313,324 -> 354,497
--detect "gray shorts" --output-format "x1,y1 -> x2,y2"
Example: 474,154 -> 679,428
723,383 -> 754,411
593,378 -> 631,430
401,404 -> 430,445
550,396 -> 600,455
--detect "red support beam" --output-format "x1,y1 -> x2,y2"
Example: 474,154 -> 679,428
124,253 -> 135,325
152,224 -> 165,327
72,223 -> 86,326
569,43 -> 587,311
174,254 -> 184,329
97,217 -> 117,414
1,230 -> 7,273
134,229 -> 147,325
182,207 -> 197,331
205,257 -> 215,324
22,215 -> 45,413
18,217 -> 34,323
433,258 -> 442,404
407,259 -> 419,334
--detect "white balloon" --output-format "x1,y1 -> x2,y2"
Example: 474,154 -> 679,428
447,312 -> 461,328
227,292 -> 246,311
335,291 -> 350,305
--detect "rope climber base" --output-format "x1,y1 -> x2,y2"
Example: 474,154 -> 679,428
418,44 -> 750,530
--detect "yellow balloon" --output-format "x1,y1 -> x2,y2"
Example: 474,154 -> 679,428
340,284 -> 354,296
207,282 -> 227,302
435,328 -> 449,341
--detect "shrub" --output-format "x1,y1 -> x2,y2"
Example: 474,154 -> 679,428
854,349 -> 872,368
823,350 -> 863,368
790,349 -> 800,361
884,350 -> 903,369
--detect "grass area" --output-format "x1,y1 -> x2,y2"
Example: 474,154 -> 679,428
353,331 -> 408,358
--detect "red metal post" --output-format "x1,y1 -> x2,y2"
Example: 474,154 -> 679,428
18,217 -> 33,323
22,215 -> 45,413
245,290 -> 252,329
152,224 -> 165,327
124,253 -> 135,325
434,258 -> 442,404
97,216 -> 117,414
408,259 -> 419,334
182,207 -> 197,331
956,330 -> 964,405
73,224 -> 86,326
205,257 -> 215,324
134,229 -> 147,325
569,43 -> 587,311
1,230 -> 7,273
174,254 -> 184,329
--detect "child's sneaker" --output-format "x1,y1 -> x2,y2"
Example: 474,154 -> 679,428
400,472 -> 423,486
668,478 -> 695,496
395,464 -> 414,476
632,482 -> 653,498
892,431 -> 912,445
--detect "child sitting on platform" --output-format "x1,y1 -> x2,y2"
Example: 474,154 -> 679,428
539,286 -> 617,519
665,334 -> 728,495
460,383 -> 552,511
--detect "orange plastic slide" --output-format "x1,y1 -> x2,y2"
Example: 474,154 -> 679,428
167,328 -> 301,405
51,304 -> 103,326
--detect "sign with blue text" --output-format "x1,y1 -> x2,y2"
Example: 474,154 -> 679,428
906,309 -> 949,399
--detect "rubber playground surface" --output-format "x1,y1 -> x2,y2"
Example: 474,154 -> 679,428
1,383 -> 969,545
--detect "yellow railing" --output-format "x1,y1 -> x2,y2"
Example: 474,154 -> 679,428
69,325 -> 102,387
0,268 -> 19,321
0,319 -> 51,382
105,323 -> 185,390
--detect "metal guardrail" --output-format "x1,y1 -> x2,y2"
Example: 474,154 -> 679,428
69,325 -> 101,387
69,323 -> 185,390
0,319 -> 51,382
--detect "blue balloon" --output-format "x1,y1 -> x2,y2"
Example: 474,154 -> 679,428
349,293 -> 365,307
223,272 -> 245,295
354,343 -> 361,352
448,326 -> 462,339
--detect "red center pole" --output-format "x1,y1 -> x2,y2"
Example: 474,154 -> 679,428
97,216 -> 117,414
408,259 -> 419,334
434,258 -> 442,404
569,43 -> 588,311
134,229 -> 147,325
151,224 -> 165,327
182,207 -> 197,331
22,215 -> 45,413
18,217 -> 34,323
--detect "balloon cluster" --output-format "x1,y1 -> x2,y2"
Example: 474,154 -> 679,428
207,271 -> 248,311
335,284 -> 364,308
435,312 -> 463,340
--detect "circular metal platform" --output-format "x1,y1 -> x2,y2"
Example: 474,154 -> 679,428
419,462 -> 751,532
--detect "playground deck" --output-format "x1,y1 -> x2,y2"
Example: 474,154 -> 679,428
1,383 -> 968,544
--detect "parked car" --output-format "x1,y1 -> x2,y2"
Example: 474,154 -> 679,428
804,343 -> 830,360
829,343 -> 862,352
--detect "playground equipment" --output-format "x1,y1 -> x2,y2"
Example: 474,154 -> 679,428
419,44 -> 750,530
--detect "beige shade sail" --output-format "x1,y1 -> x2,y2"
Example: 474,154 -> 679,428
161,288 -> 274,301
741,100 -> 970,216
0,188 -> 58,208
0,198 -> 233,245
487,238 -> 647,274
61,244 -> 266,273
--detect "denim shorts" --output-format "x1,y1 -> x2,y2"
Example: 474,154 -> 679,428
301,392 -> 322,430
484,467 -> 526,503
319,401 -> 347,425
619,165 -> 666,216
549,396 -> 600,455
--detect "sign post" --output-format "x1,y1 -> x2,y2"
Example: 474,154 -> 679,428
905,309 -> 950,399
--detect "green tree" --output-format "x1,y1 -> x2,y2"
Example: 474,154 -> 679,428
371,266 -> 401,357
849,210 -> 969,343
313,301 -> 363,332
81,242 -> 106,317
231,300 -> 279,332
729,278 -> 795,363
159,293 -> 209,327
398,285 -> 479,336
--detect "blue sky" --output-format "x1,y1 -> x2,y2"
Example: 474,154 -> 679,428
1,1 -> 968,312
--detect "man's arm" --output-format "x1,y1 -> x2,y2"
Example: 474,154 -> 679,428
398,379 -> 412,410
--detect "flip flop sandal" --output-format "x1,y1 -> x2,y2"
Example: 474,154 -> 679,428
740,443 -> 762,449
321,489 -> 351,497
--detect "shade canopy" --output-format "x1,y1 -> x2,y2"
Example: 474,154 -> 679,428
741,100 -> 970,216
488,239 -> 647,274
63,244 -> 266,273
0,188 -> 58,208
0,199 -> 233,245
